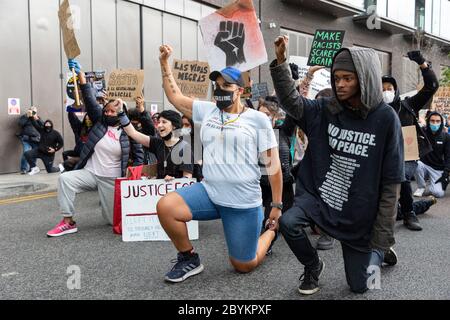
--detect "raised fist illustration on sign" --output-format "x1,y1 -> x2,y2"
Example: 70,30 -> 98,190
214,21 -> 246,67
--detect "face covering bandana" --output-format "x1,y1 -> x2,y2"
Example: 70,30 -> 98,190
180,128 -> 191,136
382,90 -> 395,104
44,126 -> 52,133
105,115 -> 120,127
214,88 -> 235,111
430,124 -> 441,133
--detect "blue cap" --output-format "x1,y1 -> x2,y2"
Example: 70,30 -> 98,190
209,67 -> 245,87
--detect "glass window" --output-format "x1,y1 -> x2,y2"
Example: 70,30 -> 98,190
335,0 -> 365,9
387,0 -> 415,27
280,29 -> 314,58
415,0 -> 425,31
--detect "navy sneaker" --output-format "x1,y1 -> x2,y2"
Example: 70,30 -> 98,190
165,252 -> 204,283
298,258 -> 325,295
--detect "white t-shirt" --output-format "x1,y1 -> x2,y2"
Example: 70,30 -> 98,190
193,101 -> 278,208
85,126 -> 123,178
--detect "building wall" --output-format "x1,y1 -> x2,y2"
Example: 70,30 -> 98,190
1,0 -> 449,173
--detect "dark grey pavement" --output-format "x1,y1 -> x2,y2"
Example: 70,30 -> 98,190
0,180 -> 449,300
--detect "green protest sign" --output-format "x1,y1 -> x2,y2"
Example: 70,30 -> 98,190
308,30 -> 345,67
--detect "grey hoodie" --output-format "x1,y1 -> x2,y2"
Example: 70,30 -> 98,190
270,47 -> 404,251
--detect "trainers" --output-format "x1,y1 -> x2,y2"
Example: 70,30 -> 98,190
383,247 -> 398,266
429,196 -> 437,205
165,252 -> 204,283
58,164 -> 65,173
413,188 -> 425,197
28,167 -> 40,176
47,219 -> 78,237
403,213 -> 422,231
316,234 -> 335,250
298,258 -> 325,295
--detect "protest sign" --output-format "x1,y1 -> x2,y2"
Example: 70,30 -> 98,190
107,69 -> 145,102
65,72 -> 82,112
289,56 -> 331,99
172,59 -> 210,99
431,85 -> 450,116
86,71 -> 106,98
121,179 -> 199,242
58,0 -> 80,59
199,0 -> 267,72
8,98 -> 20,115
402,126 -> 419,161
251,83 -> 269,102
308,30 -> 345,67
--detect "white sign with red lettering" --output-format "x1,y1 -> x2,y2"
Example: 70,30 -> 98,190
121,178 -> 199,242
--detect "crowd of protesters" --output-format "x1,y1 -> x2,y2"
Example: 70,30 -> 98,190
14,33 -> 449,296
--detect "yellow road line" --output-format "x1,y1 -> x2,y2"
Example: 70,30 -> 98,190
0,192 -> 57,205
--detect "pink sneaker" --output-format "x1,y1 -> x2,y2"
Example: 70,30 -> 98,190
47,219 -> 78,237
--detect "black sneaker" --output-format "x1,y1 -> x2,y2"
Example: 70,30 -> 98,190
403,212 -> 422,231
298,259 -> 325,295
164,252 -> 204,283
316,234 -> 335,250
383,247 -> 398,266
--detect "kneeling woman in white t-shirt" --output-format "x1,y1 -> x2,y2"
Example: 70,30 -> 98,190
124,45 -> 282,283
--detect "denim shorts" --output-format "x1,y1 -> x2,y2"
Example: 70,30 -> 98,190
176,182 -> 263,262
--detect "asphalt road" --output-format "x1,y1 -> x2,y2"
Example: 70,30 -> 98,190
1,188 -> 449,300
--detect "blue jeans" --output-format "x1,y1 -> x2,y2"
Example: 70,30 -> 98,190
20,139 -> 38,172
176,183 -> 264,262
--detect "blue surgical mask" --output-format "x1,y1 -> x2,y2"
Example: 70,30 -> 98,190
430,124 -> 440,133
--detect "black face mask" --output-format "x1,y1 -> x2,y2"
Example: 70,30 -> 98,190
213,88 -> 235,111
44,126 -> 52,133
161,132 -> 173,141
105,115 -> 120,127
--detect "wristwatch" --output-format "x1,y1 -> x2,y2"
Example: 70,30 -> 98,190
270,202 -> 283,210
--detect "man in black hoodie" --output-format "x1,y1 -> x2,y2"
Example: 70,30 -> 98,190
270,36 -> 404,295
415,111 -> 450,198
381,50 -> 439,231
24,118 -> 64,175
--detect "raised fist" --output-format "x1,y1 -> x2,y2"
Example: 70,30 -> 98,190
214,21 -> 246,67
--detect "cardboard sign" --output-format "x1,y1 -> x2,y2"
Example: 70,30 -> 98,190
289,56 -> 331,99
431,85 -> 450,116
251,83 -> 269,102
58,0 -> 80,59
172,59 -> 210,99
8,98 -> 20,115
308,30 -> 345,67
402,126 -> 419,161
121,179 -> 199,242
107,69 -> 144,102
199,0 -> 267,72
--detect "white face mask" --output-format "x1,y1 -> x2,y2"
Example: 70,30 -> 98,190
382,90 -> 395,104
180,127 -> 191,136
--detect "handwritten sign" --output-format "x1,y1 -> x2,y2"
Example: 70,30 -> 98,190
121,179 -> 199,242
107,69 -> 144,102
402,126 -> 419,161
289,56 -> 331,99
251,83 -> 269,102
172,59 -> 210,99
308,30 -> 345,67
431,85 -> 450,116
58,0 -> 80,59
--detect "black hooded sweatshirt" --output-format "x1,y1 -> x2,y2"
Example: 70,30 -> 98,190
271,47 -> 404,251
421,112 -> 450,173
31,119 -> 64,155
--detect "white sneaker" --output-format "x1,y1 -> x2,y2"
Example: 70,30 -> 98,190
413,188 -> 425,197
58,164 -> 65,173
28,167 -> 40,176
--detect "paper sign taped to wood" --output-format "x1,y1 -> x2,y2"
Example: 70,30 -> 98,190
289,56 -> 331,99
58,0 -> 80,59
431,85 -> 450,116
107,69 -> 144,102
402,126 -> 419,161
172,59 -> 210,99
121,179 -> 199,242
308,30 -> 345,67
199,0 -> 267,72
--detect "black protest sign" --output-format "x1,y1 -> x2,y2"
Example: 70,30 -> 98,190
308,30 -> 345,67
251,83 -> 269,102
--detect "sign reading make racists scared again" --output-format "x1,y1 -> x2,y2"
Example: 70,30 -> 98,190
308,30 -> 345,67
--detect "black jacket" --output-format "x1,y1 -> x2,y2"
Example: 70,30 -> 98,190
68,112 -> 90,156
421,112 -> 450,173
74,84 -> 144,176
31,119 -> 64,155
18,115 -> 42,143
385,66 -> 439,157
